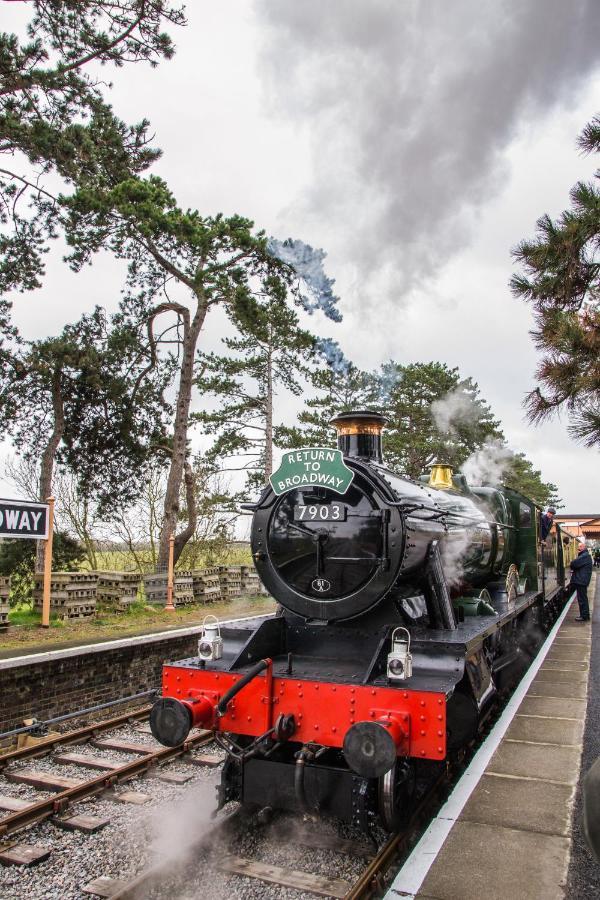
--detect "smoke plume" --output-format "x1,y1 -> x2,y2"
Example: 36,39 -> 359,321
257,0 -> 600,301
267,237 -> 342,321
316,337 -> 351,374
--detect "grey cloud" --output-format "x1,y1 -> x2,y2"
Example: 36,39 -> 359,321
256,0 -> 600,299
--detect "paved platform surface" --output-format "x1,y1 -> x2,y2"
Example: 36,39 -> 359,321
566,574 -> 600,898
388,575 -> 597,900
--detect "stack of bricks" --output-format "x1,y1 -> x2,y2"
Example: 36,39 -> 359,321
0,575 -> 10,628
33,572 -> 97,620
219,565 -> 243,599
143,571 -> 194,607
192,567 -> 222,604
240,565 -> 262,595
95,571 -> 140,610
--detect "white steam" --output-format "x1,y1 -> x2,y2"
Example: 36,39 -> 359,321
131,777 -> 222,899
462,438 -> 514,487
431,386 -> 483,434
441,528 -> 473,588
440,439 -> 517,587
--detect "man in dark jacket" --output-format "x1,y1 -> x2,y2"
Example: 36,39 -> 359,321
540,507 -> 556,541
570,543 -> 593,622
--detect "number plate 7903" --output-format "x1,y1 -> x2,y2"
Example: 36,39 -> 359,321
293,503 -> 346,522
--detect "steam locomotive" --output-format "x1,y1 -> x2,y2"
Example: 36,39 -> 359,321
150,411 -> 577,831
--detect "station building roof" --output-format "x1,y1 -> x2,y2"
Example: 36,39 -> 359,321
555,515 -> 600,539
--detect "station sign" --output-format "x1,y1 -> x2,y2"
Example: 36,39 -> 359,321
0,498 -> 49,540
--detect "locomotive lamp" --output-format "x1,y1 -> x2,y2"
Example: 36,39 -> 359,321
387,627 -> 413,681
198,614 -> 223,661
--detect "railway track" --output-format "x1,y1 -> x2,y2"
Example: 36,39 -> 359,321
0,700 -> 539,899
83,768 -> 451,900
0,706 -> 218,864
80,700 -> 509,899
0,702 -> 494,899
0,598 -> 568,898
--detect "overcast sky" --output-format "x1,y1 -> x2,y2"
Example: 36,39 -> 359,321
3,0 -> 600,511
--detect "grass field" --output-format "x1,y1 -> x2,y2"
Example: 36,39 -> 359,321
86,543 -> 253,573
1,594 -> 276,651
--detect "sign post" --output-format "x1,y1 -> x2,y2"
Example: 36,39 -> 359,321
165,533 -> 175,612
0,498 -> 50,540
41,497 -> 55,629
0,497 -> 52,630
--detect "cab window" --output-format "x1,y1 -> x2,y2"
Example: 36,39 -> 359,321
519,502 -> 532,527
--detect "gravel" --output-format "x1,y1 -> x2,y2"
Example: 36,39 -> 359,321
0,724 -> 223,900
0,717 -> 395,900
145,809 -> 372,900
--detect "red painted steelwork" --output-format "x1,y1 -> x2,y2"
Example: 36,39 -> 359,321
162,665 -> 447,761
182,696 -> 213,729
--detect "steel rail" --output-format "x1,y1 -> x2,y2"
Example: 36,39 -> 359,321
0,705 -> 152,766
0,690 -> 158,741
344,773 -> 449,900
0,730 -> 214,838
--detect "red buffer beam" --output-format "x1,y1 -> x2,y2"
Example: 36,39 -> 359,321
162,664 -> 446,761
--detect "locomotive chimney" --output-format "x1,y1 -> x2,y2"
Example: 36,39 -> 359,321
330,410 -> 387,463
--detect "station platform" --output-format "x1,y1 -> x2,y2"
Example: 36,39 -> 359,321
387,575 -> 598,900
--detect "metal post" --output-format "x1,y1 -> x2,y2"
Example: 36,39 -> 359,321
165,533 -> 175,612
41,497 -> 55,628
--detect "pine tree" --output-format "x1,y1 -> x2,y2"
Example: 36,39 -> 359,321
195,292 -> 316,496
61,173 -> 341,565
503,452 -> 560,508
1,307 -> 170,569
511,115 -> 600,446
0,1 -> 185,297
276,339 -> 377,448
379,361 -> 503,478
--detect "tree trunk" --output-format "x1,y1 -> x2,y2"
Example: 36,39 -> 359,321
157,298 -> 208,568
79,500 -> 98,570
172,457 -> 198,562
35,370 -> 65,574
264,345 -> 273,479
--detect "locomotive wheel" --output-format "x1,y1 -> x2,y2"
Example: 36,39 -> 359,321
378,759 -> 415,831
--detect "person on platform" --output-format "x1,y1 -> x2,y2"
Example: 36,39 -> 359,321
540,507 -> 556,540
593,547 -> 600,568
570,543 -> 593,622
